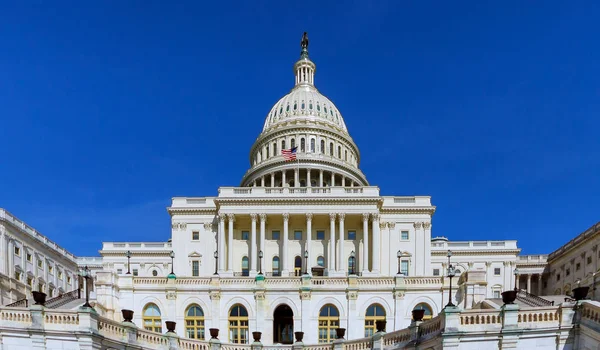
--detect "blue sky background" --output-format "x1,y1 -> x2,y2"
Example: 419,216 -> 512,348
0,2 -> 598,257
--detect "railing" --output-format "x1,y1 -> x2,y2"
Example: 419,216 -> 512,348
177,278 -> 212,285
220,344 -> 252,350
419,315 -> 443,338
98,317 -> 127,339
303,345 -> 333,350
459,309 -> 503,327
136,327 -> 169,346
382,327 -> 411,346
517,307 -> 560,324
44,310 -> 80,327
343,337 -> 371,350
431,239 -> 518,250
581,301 -> 600,325
404,277 -> 443,285
357,278 -> 394,286
0,307 -> 32,325
46,289 -> 80,309
133,277 -> 168,285
5,298 -> 28,308
218,186 -> 381,197
311,278 -> 348,286
516,289 -> 554,307
179,338 -> 210,350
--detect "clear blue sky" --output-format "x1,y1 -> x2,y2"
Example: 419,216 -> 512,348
1,2 -> 598,257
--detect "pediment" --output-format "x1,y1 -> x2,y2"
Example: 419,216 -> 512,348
188,251 -> 203,258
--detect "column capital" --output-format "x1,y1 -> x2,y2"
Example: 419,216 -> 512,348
204,222 -> 214,231
423,222 -> 431,229
250,213 -> 257,222
362,213 -> 370,221
306,213 -> 313,222
259,213 -> 267,222
218,213 -> 226,222
371,213 -> 380,221
379,222 -> 387,229
503,261 -> 510,267
282,213 -> 289,222
227,214 -> 235,223
413,222 -> 423,229
338,213 -> 345,221
388,222 -> 395,229
329,213 -> 337,221
485,262 -> 492,267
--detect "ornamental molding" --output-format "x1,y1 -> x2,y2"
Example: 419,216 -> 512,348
254,290 -> 266,300
338,213 -> 345,221
362,213 -> 370,221
413,222 -> 423,229
209,291 -> 221,300
204,222 -> 214,231
329,213 -> 337,221
282,213 -> 290,221
250,213 -> 257,222
379,222 -> 387,229
214,198 -> 382,206
380,207 -> 436,215
168,208 -> 217,216
393,290 -> 405,299
388,222 -> 396,229
166,291 -> 177,300
300,290 -> 311,300
306,213 -> 313,222
423,222 -> 431,229
227,214 -> 235,223
432,250 -> 521,256
371,213 -> 380,221
259,213 -> 267,222
346,290 -> 358,300
171,222 -> 187,231
99,251 -> 172,257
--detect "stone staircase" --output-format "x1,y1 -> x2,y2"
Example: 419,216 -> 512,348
516,289 -> 554,307
45,289 -> 81,309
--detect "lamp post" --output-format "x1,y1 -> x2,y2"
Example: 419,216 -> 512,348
126,250 -> 132,274
214,251 -> 219,275
397,250 -> 402,275
82,266 -> 92,308
170,251 -> 175,275
258,250 -> 264,275
445,250 -> 456,308
303,250 -> 309,275
350,250 -> 356,275
514,268 -> 519,291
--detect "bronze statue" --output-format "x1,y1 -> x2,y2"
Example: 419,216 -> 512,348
301,32 -> 309,49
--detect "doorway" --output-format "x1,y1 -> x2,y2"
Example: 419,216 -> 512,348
273,304 -> 294,344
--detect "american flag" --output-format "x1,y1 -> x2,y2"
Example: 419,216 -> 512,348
281,147 -> 298,161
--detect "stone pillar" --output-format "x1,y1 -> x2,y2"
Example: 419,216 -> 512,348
294,168 -> 299,187
319,170 -> 323,187
331,172 -> 335,186
372,214 -> 380,274
499,303 -> 520,348
338,213 -> 346,273
526,274 -> 531,294
423,222 -> 432,275
362,213 -> 370,275
218,215 -> 225,274
306,213 -> 313,274
329,213 -> 337,273
282,213 -> 289,276
515,273 -> 520,290
503,261 -> 510,290
259,214 -> 266,267
537,274 -> 543,296
414,222 -> 424,276
282,170 -> 286,187
250,214 -> 258,275
227,214 -> 235,274
271,173 -> 275,187
209,284 -> 221,338
307,169 -> 311,187
261,176 -> 265,187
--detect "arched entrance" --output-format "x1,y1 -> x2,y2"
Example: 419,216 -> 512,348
273,304 -> 294,344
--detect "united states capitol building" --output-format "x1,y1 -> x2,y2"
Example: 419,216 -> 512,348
1,35 -> 600,350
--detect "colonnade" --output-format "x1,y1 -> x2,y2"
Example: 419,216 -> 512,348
516,273 -> 544,296
217,212 -> 381,276
250,168 -> 359,188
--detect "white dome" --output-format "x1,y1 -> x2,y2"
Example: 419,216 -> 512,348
262,85 -> 348,134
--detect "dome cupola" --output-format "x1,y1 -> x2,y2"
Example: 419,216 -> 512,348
241,33 -> 367,188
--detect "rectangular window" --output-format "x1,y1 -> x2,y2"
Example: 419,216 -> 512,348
37,260 -> 43,268
566,268 -> 570,276
241,231 -> 249,240
557,274 -> 561,281
58,271 -> 63,279
27,277 -> 32,286
400,260 -> 409,276
133,269 -> 139,276
493,290 -> 501,298
14,246 -> 20,256
494,268 -> 501,276
192,231 -> 200,240
433,268 -> 440,276
15,271 -> 21,280
316,231 -> 325,240
576,263 -> 581,271
294,231 -> 302,240
49,266 -> 53,274
117,269 -> 123,274
26,253 -> 32,262
192,261 -> 200,276
347,231 -> 356,240
588,256 -> 593,265
272,231 -> 280,240
67,276 -> 72,284
401,231 -> 409,240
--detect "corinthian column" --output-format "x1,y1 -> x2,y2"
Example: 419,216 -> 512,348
371,213 -> 380,274
329,213 -> 337,273
414,222 -> 424,275
282,213 -> 290,276
306,213 -> 313,274
338,213 -> 346,273
218,214 -> 225,274
259,214 -> 266,260
423,222 -> 432,276
227,214 -> 235,274
250,214 -> 257,275
362,213 -> 370,275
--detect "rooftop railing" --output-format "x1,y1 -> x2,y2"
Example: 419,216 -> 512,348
431,240 -> 519,250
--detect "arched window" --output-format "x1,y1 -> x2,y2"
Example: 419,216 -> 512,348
291,138 -> 296,149
266,146 -> 270,158
310,139 -> 315,152
317,256 -> 325,267
143,303 -> 162,333
242,256 -> 249,276
273,142 -> 277,156
272,256 -> 281,277
344,150 -> 348,161
348,256 -> 356,275
229,305 -> 249,344
185,305 -> 205,339
152,270 -> 158,276
294,256 -> 302,276
329,143 -> 334,156
413,303 -> 433,320
320,140 -> 325,153
318,304 -> 339,343
365,304 -> 386,337
337,146 -> 341,158
300,138 -> 305,152
281,140 -> 286,152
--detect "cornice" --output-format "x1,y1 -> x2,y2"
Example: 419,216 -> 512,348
432,249 -> 521,256
380,207 -> 436,215
167,208 -> 217,217
214,197 -> 382,206
99,251 -> 172,257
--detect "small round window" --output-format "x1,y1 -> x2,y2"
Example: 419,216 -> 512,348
152,270 -> 158,277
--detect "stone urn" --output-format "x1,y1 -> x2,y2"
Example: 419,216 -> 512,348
209,328 -> 219,339
32,291 -> 46,306
165,321 -> 176,333
375,320 -> 387,332
335,328 -> 346,339
294,331 -> 304,342
121,309 -> 134,323
573,286 -> 590,301
412,309 -> 425,321
252,331 -> 262,342
502,290 -> 518,304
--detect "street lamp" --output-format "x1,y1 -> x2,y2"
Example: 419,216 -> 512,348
397,250 -> 402,275
82,266 -> 92,308
126,250 -> 132,274
303,250 -> 309,275
514,268 -> 519,291
350,250 -> 356,275
170,251 -> 175,275
213,251 -> 219,275
445,250 -> 456,308
258,250 -> 264,275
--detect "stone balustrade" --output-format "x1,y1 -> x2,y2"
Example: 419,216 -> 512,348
0,300 -> 594,350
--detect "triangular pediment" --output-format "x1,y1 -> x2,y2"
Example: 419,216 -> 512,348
188,251 -> 202,258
